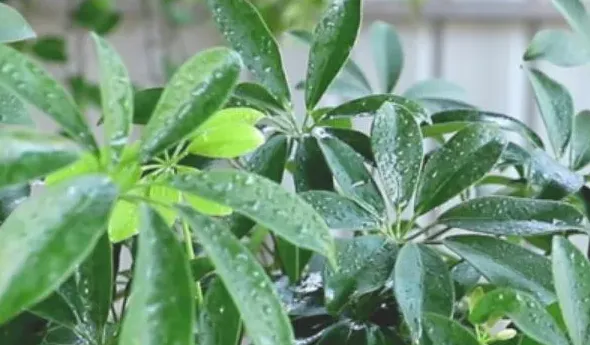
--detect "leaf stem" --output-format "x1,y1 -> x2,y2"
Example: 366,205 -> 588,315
182,221 -> 195,260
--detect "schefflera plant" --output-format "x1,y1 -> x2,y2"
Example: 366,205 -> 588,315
0,4 -> 337,345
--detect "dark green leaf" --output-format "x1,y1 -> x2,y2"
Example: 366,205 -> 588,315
527,68 -> 573,157
140,47 -> 241,160
294,136 -> 333,192
229,82 -> 286,114
73,0 -> 120,35
394,243 -> 454,341
31,36 -> 67,62
198,278 -> 242,345
371,102 -> 423,208
0,128 -> 82,188
0,86 -> 31,126
305,0 -> 361,109
324,94 -> 429,123
470,288 -> 569,345
524,29 -> 590,67
92,33 -> 133,166
324,127 -> 374,163
207,0 -> 290,107
0,183 -> 29,223
572,110 -> 590,169
316,322 -> 400,345
169,169 -> 335,263
444,235 -> 555,304
415,124 -> 507,215
552,236 -> 590,345
133,87 -> 162,125
0,313 -> 46,345
428,109 -> 544,148
0,3 -> 35,43
0,175 -> 117,325
275,236 -> 313,284
529,148 -> 584,199
316,133 -> 385,216
451,261 -> 481,296
371,21 -> 403,93
178,207 -> 294,345
439,196 -> 586,236
422,312 -> 479,345
404,79 -> 469,102
119,205 -> 193,345
29,294 -> 76,329
0,44 -> 97,151
299,190 -> 380,231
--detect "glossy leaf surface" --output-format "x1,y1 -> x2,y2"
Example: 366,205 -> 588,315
371,21 -> 403,93
294,136 -> 333,192
0,87 -> 31,125
422,313 -> 480,345
198,278 -> 242,345
0,3 -> 35,43
524,29 -> 590,67
324,94 -> 430,123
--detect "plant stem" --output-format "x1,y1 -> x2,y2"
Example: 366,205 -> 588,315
182,221 -> 195,260
405,222 -> 436,241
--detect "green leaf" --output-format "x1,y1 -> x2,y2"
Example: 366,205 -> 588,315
228,82 -> 286,114
73,0 -> 121,35
451,261 -> 481,296
325,236 -> 398,313
31,36 -> 67,62
45,152 -> 100,187
422,313 -> 480,345
415,124 -> 507,215
316,322 -> 402,345
404,79 -> 469,102
529,148 -> 584,199
0,44 -> 97,151
0,175 -> 117,325
427,109 -> 544,148
439,196 -> 586,236
275,236 -> 312,284
552,236 -> 590,345
0,128 -> 81,188
527,68 -> 573,157
324,94 -> 430,124
470,288 -> 569,345
189,123 -> 264,158
324,127 -> 374,163
371,21 -> 403,93
207,0 -> 290,107
200,107 -> 264,129
0,313 -> 46,345
29,293 -> 76,329
177,207 -> 295,345
444,235 -> 555,304
299,190 -> 380,231
550,0 -> 590,49
0,183 -> 29,224
168,169 -> 335,263
0,3 -> 35,43
119,205 -> 194,345
572,110 -> 590,169
198,278 -> 242,345
140,47 -> 241,160
0,86 -> 31,126
91,32 -> 133,167
524,29 -> 590,67
305,0 -> 361,109
132,87 -> 162,125
294,136 -> 333,192
394,243 -> 454,342
371,102 -> 423,208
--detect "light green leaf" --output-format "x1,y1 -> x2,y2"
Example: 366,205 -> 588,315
524,29 -> 590,67
91,32 -> 133,166
0,175 -> 117,325
371,21 -> 403,93
394,243 -> 454,342
0,3 -> 35,43
177,207 -> 294,345
168,169 -> 336,264
470,288 -> 569,345
371,102 -> 423,208
0,45 -> 97,151
404,79 -> 468,102
188,123 -> 265,158
444,235 -> 555,304
119,205 -> 194,345
45,152 -> 100,186
186,193 -> 233,216
527,68 -> 573,157
550,0 -> 590,49
0,183 -> 29,224
207,0 -> 290,107
439,196 -> 586,236
572,110 -> 590,170
415,124 -> 507,215
0,128 -> 82,188
552,236 -> 590,345
0,86 -> 31,126
305,0 -> 362,109
199,107 -> 265,129
198,278 -> 242,345
108,198 -> 139,243
140,47 -> 241,160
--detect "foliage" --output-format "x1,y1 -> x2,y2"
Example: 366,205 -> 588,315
0,0 -> 590,345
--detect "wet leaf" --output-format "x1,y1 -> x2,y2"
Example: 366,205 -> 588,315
177,207 -> 294,345
0,127 -> 81,188
551,236 -> 590,345
529,148 -> 584,199
0,313 -> 46,345
524,29 -> 590,67
294,136 -> 333,192
305,0 -> 361,109
0,175 -> 117,325
198,278 -> 242,345
0,3 -> 35,43
422,313 -> 479,345
275,236 -> 312,284
324,127 -> 374,163
324,94 -> 430,123
28,293 -> 76,329
439,196 -> 586,236
394,243 -> 454,341
371,21 -> 403,93
371,102 -> 423,208
444,235 -> 555,304
200,107 -> 264,129
188,123 -> 264,158
470,288 -> 569,345
228,82 -> 286,114
140,47 -> 241,160
572,110 -> 590,169
0,86 -> 31,125
451,261 -> 481,297
118,205 -> 194,345
0,183 -> 29,224
91,33 -> 133,166
133,87 -> 162,125
415,124 -> 507,215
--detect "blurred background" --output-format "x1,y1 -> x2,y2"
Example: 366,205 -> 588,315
4,0 -> 588,143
